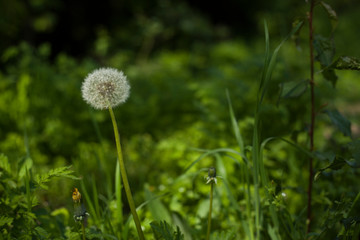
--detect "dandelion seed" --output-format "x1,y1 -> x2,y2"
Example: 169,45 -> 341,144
81,67 -> 130,109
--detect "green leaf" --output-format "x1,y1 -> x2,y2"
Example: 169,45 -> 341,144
320,1 -> 338,31
313,151 -> 336,162
0,154 -> 11,173
325,157 -> 347,171
313,35 -> 338,85
325,109 -> 351,137
18,157 -> 33,180
115,160 -> 123,226
314,35 -> 335,67
279,79 -> 309,98
341,217 -> 360,231
35,165 -> 79,190
348,140 -> 360,161
144,184 -> 172,223
315,157 -> 347,181
150,221 -> 184,240
259,20 -> 304,104
34,226 -> 51,239
291,19 -> 305,50
0,216 -> 13,226
320,2 -> 337,21
211,229 -> 236,240
184,148 -> 246,173
226,90 -> 244,153
332,56 -> 360,70
322,68 -> 338,87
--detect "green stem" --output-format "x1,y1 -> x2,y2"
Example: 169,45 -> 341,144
108,106 -> 145,240
252,116 -> 261,240
81,221 -> 86,240
206,182 -> 214,240
307,0 -> 315,234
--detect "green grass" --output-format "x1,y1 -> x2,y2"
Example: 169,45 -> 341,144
1,7 -> 360,239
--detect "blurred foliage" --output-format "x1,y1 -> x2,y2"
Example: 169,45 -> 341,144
1,0 -> 360,239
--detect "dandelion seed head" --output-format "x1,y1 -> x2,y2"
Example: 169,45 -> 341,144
81,68 -> 130,109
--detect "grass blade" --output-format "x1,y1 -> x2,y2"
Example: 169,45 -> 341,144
226,89 -> 244,153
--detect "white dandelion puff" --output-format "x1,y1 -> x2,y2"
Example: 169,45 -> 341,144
81,68 -> 130,110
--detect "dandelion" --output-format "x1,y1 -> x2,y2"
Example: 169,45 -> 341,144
81,68 -> 145,240
72,187 -> 81,203
72,187 -> 89,240
206,167 -> 217,184
81,68 -> 130,110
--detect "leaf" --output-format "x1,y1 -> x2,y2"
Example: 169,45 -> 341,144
18,157 -> 33,180
325,109 -> 351,137
326,157 -> 347,171
259,20 -> 304,104
341,217 -> 360,231
320,2 -> 337,21
150,221 -> 184,240
0,216 -> 13,226
184,148 -> 246,173
34,226 -> 51,239
144,184 -> 172,223
315,157 -> 347,181
279,79 -> 309,98
314,35 -> 335,67
320,1 -> 338,31
226,90 -> 244,153
0,154 -> 11,173
348,140 -> 360,161
331,56 -> 360,70
35,165 -> 80,190
321,68 -> 338,87
291,19 -> 305,50
313,151 -> 336,162
313,35 -> 338,85
211,229 -> 236,240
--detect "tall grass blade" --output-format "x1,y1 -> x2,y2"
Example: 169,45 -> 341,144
185,148 -> 248,173
215,155 -> 241,213
226,90 -> 244,153
260,21 -> 304,104
251,20 -> 305,239
91,177 -> 101,220
115,159 -> 123,233
80,180 -> 100,226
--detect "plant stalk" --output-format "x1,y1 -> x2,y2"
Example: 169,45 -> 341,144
307,0 -> 315,234
108,106 -> 145,240
81,221 -> 86,240
206,182 -> 214,240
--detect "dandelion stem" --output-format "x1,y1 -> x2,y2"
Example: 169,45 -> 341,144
81,221 -> 86,240
206,181 -> 214,240
108,106 -> 145,240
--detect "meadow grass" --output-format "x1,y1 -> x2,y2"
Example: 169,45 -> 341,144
1,2 -> 360,238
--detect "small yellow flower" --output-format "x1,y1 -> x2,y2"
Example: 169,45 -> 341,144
72,187 -> 82,203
